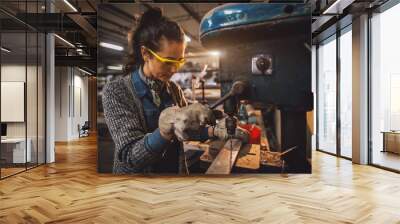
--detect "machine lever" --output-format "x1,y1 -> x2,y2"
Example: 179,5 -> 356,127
209,81 -> 247,110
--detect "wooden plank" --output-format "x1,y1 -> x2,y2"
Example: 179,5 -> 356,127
200,142 -> 260,170
235,144 -> 260,170
206,139 -> 242,174
199,140 -> 225,163
183,141 -> 216,169
183,141 -> 206,152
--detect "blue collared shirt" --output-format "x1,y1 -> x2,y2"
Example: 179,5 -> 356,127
131,68 -> 209,153
132,67 -> 175,131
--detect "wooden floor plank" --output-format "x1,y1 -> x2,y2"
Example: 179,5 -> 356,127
0,134 -> 399,223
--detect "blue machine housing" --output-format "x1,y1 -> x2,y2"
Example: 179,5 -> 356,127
200,3 -> 309,39
199,3 -> 312,111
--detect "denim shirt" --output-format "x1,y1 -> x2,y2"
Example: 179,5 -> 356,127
131,68 -> 175,132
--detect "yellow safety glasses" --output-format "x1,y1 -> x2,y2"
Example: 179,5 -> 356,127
144,46 -> 186,69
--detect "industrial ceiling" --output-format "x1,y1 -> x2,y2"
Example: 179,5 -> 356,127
0,0 -> 389,74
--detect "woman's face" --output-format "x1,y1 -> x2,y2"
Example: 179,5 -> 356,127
142,37 -> 186,82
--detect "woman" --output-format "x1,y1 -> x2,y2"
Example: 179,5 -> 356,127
102,7 -> 247,174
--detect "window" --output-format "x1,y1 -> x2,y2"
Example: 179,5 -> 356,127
0,1 -> 47,179
317,36 -> 337,154
370,3 -> 400,171
339,28 -> 352,158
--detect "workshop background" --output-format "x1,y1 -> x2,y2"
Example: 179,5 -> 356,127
97,3 -> 312,174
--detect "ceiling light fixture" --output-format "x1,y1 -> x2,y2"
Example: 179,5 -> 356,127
99,42 -> 124,51
322,0 -> 351,15
63,0 -> 78,12
54,34 -> 75,48
1,47 -> 11,53
78,67 -> 92,76
107,65 -> 124,71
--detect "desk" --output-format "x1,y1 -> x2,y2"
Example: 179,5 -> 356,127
382,131 -> 400,154
1,138 -> 31,163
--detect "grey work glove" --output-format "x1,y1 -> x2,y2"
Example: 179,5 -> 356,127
212,117 -> 250,144
159,103 -> 215,141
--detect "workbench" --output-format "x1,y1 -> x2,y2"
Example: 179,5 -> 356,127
183,110 -> 285,174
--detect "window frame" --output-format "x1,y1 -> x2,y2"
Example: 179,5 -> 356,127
315,24 -> 353,161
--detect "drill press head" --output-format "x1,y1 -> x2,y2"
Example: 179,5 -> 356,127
200,3 -> 313,112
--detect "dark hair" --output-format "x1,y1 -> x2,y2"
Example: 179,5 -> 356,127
126,7 -> 185,72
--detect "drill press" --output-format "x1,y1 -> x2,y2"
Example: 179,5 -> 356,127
200,3 -> 313,173
209,81 -> 247,169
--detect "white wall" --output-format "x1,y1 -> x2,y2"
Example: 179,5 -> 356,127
55,67 -> 69,141
54,67 -> 89,141
1,65 -> 27,140
71,72 -> 89,138
1,65 -> 26,138
1,65 -> 41,138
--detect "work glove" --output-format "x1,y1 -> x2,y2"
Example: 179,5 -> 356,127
212,117 -> 250,144
159,103 -> 215,141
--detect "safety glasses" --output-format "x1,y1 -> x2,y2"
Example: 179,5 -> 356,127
144,46 -> 186,69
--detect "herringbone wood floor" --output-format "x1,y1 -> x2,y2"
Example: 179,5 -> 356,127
1,135 -> 400,224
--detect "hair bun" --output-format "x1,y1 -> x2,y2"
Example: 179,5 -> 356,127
140,7 -> 162,26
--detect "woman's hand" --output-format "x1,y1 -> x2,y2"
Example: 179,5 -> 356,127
158,106 -> 179,141
159,103 -> 215,141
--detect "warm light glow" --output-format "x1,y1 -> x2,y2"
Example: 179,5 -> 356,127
184,35 -> 191,42
209,51 -> 220,56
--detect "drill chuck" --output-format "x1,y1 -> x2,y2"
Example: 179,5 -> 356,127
225,116 -> 237,136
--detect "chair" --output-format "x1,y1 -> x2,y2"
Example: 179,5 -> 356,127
79,121 -> 90,138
